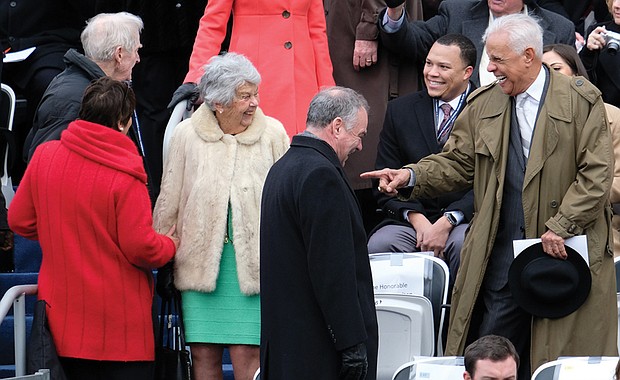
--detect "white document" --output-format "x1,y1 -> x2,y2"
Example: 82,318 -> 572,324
369,252 -> 428,296
512,235 -> 588,266
3,47 -> 36,63
415,362 -> 465,379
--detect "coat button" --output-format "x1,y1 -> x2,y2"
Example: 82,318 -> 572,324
575,79 -> 584,86
9,1 -> 17,6
284,41 -> 292,49
282,10 -> 290,18
550,200 -> 559,208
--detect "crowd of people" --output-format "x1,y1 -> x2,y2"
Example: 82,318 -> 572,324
3,0 -> 620,379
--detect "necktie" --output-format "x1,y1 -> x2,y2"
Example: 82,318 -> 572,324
515,94 -> 533,158
437,103 -> 453,145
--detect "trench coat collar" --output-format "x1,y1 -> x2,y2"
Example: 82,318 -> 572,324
476,67 -> 572,187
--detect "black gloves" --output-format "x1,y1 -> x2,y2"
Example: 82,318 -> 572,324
339,343 -> 368,380
167,82 -> 199,111
156,260 -> 177,300
385,0 -> 406,8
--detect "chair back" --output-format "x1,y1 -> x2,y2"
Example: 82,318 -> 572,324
369,252 -> 449,354
392,356 -> 464,380
375,293 -> 434,380
531,356 -> 619,380
163,100 -> 194,164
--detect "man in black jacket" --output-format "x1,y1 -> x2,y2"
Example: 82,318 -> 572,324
26,12 -> 142,161
260,87 -> 377,380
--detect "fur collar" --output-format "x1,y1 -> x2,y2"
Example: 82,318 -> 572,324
191,104 -> 267,145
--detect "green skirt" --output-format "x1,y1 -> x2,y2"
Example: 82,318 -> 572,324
181,212 -> 260,345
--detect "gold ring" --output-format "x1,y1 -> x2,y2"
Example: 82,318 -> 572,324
366,59 -> 372,62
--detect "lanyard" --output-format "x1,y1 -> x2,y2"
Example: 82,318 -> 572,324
434,90 -> 467,131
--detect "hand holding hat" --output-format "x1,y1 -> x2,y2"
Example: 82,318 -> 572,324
508,242 -> 591,319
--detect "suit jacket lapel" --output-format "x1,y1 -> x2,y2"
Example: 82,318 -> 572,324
415,92 -> 440,153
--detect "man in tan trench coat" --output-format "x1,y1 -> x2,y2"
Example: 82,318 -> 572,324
362,13 -> 618,379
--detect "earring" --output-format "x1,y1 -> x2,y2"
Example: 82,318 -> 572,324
219,110 -> 223,114
119,126 -> 124,132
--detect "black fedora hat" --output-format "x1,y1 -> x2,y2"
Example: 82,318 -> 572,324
508,242 -> 591,319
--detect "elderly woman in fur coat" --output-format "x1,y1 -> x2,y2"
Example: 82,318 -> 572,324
153,52 -> 289,380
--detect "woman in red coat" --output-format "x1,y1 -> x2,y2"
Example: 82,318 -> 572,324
183,0 -> 335,137
8,78 -> 178,380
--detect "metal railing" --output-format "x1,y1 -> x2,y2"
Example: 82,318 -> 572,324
0,284 -> 38,376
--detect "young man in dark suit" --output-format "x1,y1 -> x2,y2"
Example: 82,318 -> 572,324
368,34 -> 476,286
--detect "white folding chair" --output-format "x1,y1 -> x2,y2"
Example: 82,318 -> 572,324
252,367 -> 260,380
374,293 -> 435,380
0,83 -> 16,206
369,252 -> 450,355
392,356 -> 464,380
531,356 -> 619,380
162,100 -> 194,164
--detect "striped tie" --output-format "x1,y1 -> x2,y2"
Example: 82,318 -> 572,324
437,103 -> 453,145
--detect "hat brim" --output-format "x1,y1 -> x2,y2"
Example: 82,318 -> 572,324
508,242 -> 591,319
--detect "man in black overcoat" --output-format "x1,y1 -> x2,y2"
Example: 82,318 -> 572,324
260,87 -> 378,380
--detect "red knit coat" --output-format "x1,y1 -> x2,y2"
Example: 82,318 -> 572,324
8,120 -> 176,361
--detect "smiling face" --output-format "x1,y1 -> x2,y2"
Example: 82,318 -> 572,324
334,108 -> 368,166
485,31 -> 537,96
219,82 -> 260,129
487,0 -> 524,17
424,42 -> 473,101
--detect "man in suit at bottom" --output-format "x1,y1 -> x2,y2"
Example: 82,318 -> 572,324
260,87 -> 378,380
368,34 -> 477,287
363,14 -> 617,379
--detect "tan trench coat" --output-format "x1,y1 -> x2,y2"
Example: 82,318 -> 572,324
407,68 -> 618,371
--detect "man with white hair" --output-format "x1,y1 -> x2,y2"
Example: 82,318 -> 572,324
26,12 -> 143,160
362,13 -> 617,379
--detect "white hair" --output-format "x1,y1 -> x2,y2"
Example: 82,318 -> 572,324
199,53 -> 261,111
483,13 -> 543,59
81,12 -> 143,62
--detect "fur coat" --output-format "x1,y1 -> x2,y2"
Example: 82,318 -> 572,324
153,104 -> 289,294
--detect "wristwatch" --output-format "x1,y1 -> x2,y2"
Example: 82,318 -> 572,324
444,212 -> 458,226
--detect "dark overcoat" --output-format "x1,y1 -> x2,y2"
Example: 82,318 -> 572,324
260,135 -> 378,379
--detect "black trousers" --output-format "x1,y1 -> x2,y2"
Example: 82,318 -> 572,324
59,357 -> 154,380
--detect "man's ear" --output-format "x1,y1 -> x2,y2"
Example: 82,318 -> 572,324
523,47 -> 536,66
463,370 -> 472,380
331,117 -> 344,137
463,65 -> 474,81
114,45 -> 124,64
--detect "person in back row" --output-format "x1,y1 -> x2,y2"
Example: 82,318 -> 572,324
367,33 -> 477,287
9,77 -> 178,380
25,12 -> 143,161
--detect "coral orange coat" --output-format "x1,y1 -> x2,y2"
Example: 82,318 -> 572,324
185,0 -> 335,137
